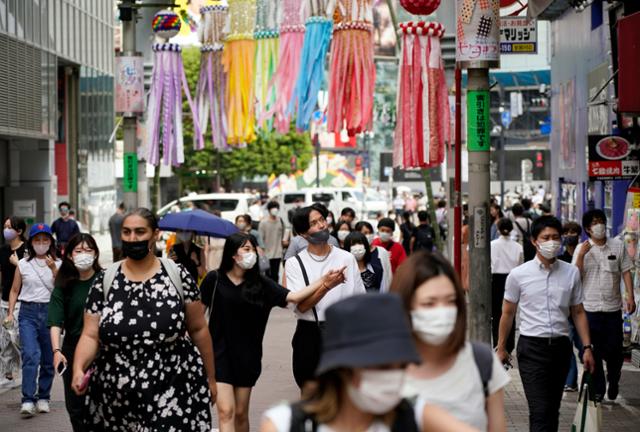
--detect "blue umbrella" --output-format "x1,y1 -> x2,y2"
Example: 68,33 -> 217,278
158,209 -> 238,238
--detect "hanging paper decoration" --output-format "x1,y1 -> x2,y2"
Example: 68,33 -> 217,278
393,21 -> 450,169
196,4 -> 229,151
399,0 -> 441,15
326,0 -> 375,137
224,0 -> 258,145
146,10 -> 203,166
261,0 -> 305,133
291,0 -> 333,132
254,0 -> 280,130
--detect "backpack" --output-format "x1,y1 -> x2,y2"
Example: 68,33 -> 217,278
413,226 -> 435,252
102,258 -> 183,302
470,341 -> 494,397
514,220 -> 536,262
289,399 -> 419,432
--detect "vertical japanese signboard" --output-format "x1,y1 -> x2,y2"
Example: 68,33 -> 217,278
115,55 -> 144,115
467,90 -> 491,152
123,153 -> 138,192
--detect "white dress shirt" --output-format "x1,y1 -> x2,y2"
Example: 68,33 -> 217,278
572,237 -> 633,312
504,257 -> 583,338
491,236 -> 524,274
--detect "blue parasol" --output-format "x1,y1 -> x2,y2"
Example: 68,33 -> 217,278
158,209 -> 238,238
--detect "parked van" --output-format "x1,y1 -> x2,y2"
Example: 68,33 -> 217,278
272,189 -> 340,225
157,193 -> 255,222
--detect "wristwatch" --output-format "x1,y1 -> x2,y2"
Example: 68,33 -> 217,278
583,344 -> 594,351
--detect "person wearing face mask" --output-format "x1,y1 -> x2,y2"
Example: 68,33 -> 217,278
391,251 -> 509,432
497,216 -> 595,432
355,221 -> 393,289
343,232 -> 387,293
200,232 -> 332,432
47,233 -> 101,431
259,202 -> 288,283
261,294 -> 478,432
168,229 -> 205,282
332,220 -> 352,249
372,218 -> 406,273
0,216 -> 27,388
283,205 -> 340,262
71,208 -> 217,430
573,209 -> 635,401
5,223 -> 60,418
286,203 -> 366,390
51,202 -> 80,254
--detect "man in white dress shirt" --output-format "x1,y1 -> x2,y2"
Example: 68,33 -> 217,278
285,203 -> 365,390
497,216 -> 594,432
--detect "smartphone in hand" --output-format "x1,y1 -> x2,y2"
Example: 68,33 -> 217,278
56,361 -> 67,376
78,367 -> 96,391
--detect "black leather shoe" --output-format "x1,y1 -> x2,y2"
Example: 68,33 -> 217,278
607,382 -> 619,401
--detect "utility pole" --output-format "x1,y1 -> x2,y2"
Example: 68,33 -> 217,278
120,0 -> 139,211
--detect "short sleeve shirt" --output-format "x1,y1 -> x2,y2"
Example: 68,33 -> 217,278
0,243 -> 27,301
504,257 -> 583,337
572,238 -> 633,312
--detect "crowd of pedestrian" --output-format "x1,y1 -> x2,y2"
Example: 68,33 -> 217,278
0,192 -> 636,432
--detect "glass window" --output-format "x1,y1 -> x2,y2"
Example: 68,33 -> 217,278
15,0 -> 22,38
0,0 -> 7,32
7,0 -> 15,35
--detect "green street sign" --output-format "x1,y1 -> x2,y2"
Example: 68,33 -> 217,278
467,90 -> 491,152
123,152 -> 138,192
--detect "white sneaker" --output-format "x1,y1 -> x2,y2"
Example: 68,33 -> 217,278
36,400 -> 50,413
20,402 -> 36,418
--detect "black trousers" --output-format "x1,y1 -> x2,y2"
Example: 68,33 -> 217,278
268,258 -> 281,283
517,335 -> 571,432
291,320 -> 324,389
491,273 -> 515,353
586,311 -> 624,396
62,337 -> 87,432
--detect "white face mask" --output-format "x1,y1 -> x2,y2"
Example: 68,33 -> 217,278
33,243 -> 51,256
270,208 -> 279,217
537,240 -> 561,259
236,222 -> 247,231
337,230 -> 349,242
365,234 -> 375,244
411,306 -> 457,345
73,253 -> 95,271
347,369 -> 406,415
378,232 -> 391,243
326,217 -> 333,225
237,252 -> 257,270
350,244 -> 366,261
590,223 -> 606,240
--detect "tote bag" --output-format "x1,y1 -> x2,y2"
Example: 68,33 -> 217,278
571,375 -> 602,432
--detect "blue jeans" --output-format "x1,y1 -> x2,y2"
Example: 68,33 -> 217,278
565,318 -> 584,388
18,302 -> 54,403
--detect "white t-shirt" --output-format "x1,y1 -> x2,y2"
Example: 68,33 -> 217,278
264,404 -> 391,432
18,257 -> 62,303
403,342 -> 510,432
285,246 -> 365,321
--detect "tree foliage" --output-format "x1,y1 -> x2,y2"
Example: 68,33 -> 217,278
174,47 -> 313,192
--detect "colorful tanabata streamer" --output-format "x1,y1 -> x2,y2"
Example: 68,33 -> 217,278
196,4 -> 229,151
224,0 -> 258,145
326,0 -> 375,136
254,0 -> 280,130
393,21 -> 450,169
291,0 -> 333,132
261,0 -> 305,133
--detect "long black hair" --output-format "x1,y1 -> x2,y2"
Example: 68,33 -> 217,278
55,233 -> 102,293
219,232 -> 265,306
3,217 -> 27,242
343,232 -> 372,264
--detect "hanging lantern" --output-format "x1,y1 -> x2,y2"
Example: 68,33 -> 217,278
326,0 -> 376,137
146,10 -> 203,166
195,4 -> 229,151
393,21 -> 450,169
399,0 -> 441,15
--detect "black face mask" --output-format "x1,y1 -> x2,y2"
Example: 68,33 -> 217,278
307,229 -> 330,245
563,235 -> 579,247
122,239 -> 151,260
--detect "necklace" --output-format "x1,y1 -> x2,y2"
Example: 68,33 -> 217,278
33,258 -> 48,268
308,246 -> 332,263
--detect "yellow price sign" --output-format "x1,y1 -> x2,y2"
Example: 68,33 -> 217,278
633,193 -> 640,209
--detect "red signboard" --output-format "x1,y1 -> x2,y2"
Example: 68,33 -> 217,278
588,135 -> 639,181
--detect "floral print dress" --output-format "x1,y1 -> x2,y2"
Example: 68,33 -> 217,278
84,263 -> 212,431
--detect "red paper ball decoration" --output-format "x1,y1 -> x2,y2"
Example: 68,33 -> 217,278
399,0 -> 441,16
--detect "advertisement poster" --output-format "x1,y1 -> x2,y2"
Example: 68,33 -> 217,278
115,55 -> 144,114
456,0 -> 501,68
500,17 -> 537,54
557,80 -> 576,170
588,135 -> 639,181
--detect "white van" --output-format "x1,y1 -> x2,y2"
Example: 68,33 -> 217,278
272,189 -> 339,226
157,193 -> 255,222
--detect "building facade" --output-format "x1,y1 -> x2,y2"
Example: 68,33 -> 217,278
0,0 -> 115,231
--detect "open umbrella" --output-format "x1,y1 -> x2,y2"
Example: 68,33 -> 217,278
159,209 -> 238,238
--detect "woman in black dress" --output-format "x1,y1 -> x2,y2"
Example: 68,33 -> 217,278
168,230 -> 205,282
200,232 -> 337,432
72,208 -> 216,431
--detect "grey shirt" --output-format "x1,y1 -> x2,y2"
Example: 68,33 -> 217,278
259,217 -> 285,259
283,235 -> 340,261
